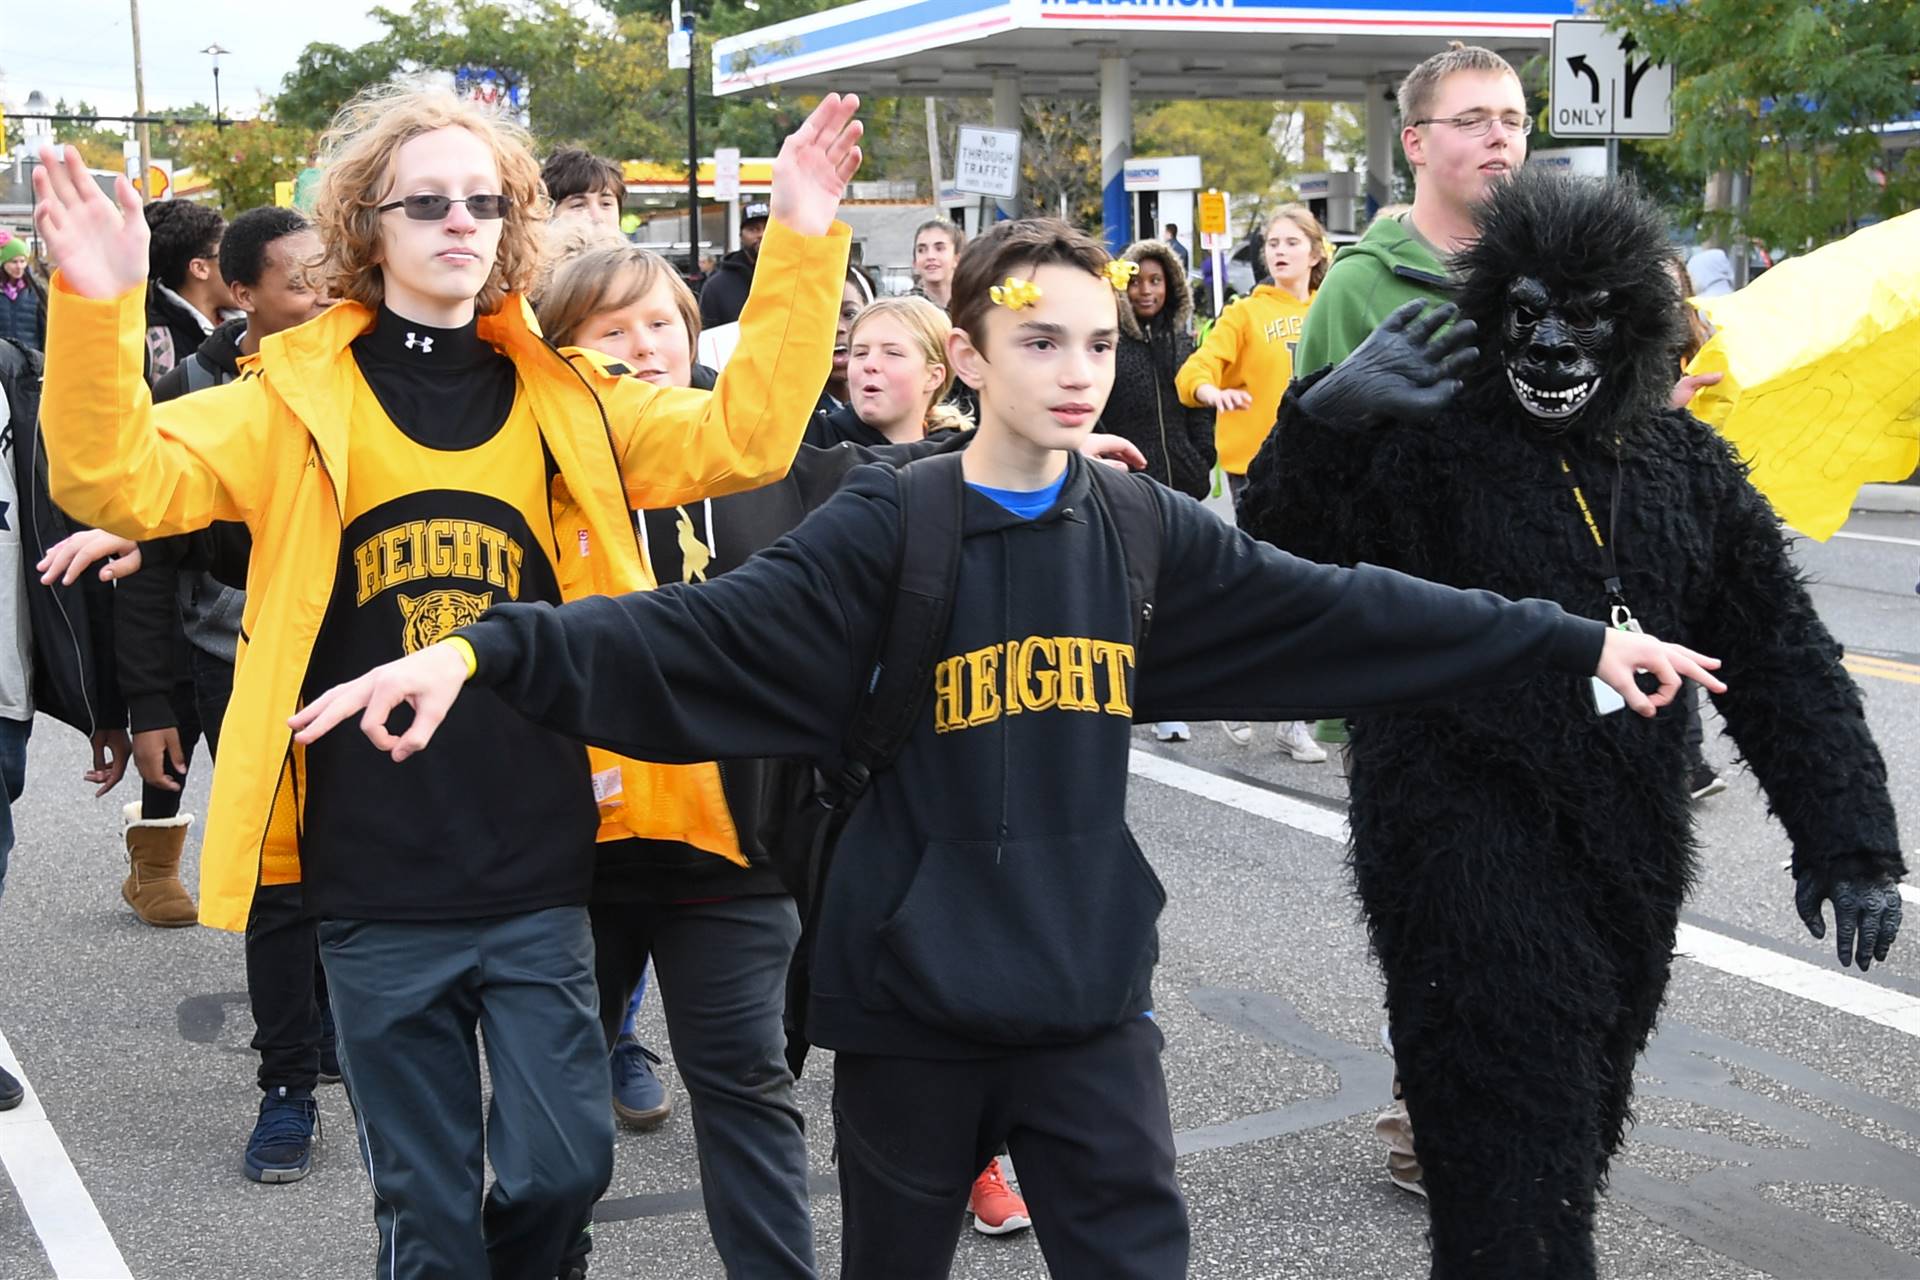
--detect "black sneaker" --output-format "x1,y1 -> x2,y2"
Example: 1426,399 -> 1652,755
0,1062 -> 22,1111
244,1086 -> 319,1183
1687,763 -> 1727,802
558,1224 -> 593,1280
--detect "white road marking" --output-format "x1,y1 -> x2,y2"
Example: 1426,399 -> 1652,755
0,1026 -> 132,1279
1828,530 -> 1920,548
1673,924 -> 1920,1038
1129,748 -> 1920,1040
1128,748 -> 1349,843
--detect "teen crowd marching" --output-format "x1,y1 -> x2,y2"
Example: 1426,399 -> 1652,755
2,44 -> 1728,1280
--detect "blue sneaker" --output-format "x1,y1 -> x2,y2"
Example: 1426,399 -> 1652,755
610,1035 -> 672,1131
244,1086 -> 318,1183
0,1062 -> 22,1111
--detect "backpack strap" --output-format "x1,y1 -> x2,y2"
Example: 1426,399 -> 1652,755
179,354 -> 221,395
833,449 -> 967,799
1086,462 -> 1164,646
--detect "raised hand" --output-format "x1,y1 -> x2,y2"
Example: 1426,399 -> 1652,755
31,145 -> 150,300
1300,299 -> 1479,428
1796,868 -> 1902,972
289,641 -> 472,763
768,94 -> 864,238
1593,630 -> 1725,718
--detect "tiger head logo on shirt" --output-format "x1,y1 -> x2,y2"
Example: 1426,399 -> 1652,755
396,590 -> 493,654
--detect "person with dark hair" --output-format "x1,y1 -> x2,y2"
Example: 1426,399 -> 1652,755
700,202 -> 773,328
909,217 -> 963,312
142,200 -> 237,381
1163,224 -> 1188,271
294,213 -> 1719,1280
107,204 -> 339,1178
543,146 -> 625,233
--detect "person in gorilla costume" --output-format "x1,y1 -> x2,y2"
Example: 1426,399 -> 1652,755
1240,169 -> 1905,1276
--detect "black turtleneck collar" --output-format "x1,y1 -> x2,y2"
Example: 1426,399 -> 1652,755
350,304 -> 519,451
356,304 -> 498,369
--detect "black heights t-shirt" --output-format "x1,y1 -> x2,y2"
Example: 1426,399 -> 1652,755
296,308 -> 598,920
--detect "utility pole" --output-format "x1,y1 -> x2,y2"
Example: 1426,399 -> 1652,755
687,6 -> 700,274
924,97 -> 943,211
129,0 -> 150,200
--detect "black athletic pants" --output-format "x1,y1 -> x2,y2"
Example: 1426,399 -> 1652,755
831,1016 -> 1187,1279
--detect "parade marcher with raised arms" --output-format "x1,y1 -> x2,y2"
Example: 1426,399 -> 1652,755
33,85 -> 864,1279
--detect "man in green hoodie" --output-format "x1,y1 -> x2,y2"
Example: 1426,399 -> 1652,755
1294,42 -> 1529,375
1290,40 -> 1530,1194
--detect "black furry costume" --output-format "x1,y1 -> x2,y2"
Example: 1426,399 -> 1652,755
1240,171 -> 1905,1277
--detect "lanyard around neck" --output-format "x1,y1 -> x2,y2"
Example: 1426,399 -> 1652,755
1557,452 -> 1636,630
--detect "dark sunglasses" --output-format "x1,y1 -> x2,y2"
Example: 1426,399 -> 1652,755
377,193 -> 513,221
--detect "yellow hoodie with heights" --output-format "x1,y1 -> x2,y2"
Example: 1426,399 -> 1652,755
1176,284 -> 1315,476
40,218 -> 850,931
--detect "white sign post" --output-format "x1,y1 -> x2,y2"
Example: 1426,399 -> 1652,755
1549,19 -> 1673,140
714,148 -> 741,202
953,126 -> 1021,199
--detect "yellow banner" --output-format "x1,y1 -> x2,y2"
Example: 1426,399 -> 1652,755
1687,210 -> 1920,541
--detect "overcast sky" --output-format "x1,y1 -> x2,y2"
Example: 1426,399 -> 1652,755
0,0 -> 409,120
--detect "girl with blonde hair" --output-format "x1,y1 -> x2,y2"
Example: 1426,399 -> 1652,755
807,295 -> 973,447
1177,203 -> 1332,761
34,81 -> 865,1276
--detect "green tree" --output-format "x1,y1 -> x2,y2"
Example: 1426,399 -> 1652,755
1594,0 -> 1920,253
173,118 -> 318,216
1135,99 -> 1284,203
49,100 -> 130,172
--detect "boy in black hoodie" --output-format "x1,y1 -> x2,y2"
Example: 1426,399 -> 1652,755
293,219 -> 1724,1279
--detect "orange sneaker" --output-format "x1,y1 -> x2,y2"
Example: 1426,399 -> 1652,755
968,1157 -> 1032,1236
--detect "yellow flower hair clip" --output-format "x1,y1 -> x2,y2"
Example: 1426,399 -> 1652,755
1105,259 -> 1139,290
990,277 -> 1043,311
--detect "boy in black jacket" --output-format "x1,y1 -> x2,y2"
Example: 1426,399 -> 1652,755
293,219 -> 1724,1279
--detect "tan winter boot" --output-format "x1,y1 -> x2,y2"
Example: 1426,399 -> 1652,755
121,802 -> 198,928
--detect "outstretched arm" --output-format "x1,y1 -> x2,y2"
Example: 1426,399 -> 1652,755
292,473 -> 903,765
1691,435 -> 1904,970
1137,482 -> 1721,725
604,96 -> 866,510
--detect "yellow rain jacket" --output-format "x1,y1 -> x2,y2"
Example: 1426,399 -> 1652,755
41,218 -> 850,931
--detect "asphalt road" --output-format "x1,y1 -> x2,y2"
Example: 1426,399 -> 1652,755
0,508 -> 1915,1280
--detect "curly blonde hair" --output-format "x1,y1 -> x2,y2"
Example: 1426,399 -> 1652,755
849,297 -> 973,435
311,83 -> 550,316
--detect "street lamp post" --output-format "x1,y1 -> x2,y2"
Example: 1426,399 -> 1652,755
201,43 -> 230,130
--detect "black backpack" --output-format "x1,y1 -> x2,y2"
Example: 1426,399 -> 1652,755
778,450 -> 1163,1074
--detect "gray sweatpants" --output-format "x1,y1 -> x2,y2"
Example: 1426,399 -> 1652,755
319,906 -> 613,1280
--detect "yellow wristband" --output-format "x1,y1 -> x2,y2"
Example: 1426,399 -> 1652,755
443,636 -> 478,680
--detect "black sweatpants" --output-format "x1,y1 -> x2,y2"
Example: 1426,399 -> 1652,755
831,1016 -> 1187,1279
319,906 -> 613,1280
589,894 -> 814,1278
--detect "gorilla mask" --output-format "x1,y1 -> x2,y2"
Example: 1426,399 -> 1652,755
1502,275 -> 1614,424
1453,168 -> 1685,446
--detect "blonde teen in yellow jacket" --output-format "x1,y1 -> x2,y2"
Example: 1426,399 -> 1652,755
1177,204 -> 1332,499
33,92 -> 865,933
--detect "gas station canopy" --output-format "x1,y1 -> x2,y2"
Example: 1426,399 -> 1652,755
712,0 -> 1580,250
713,0 -> 1573,102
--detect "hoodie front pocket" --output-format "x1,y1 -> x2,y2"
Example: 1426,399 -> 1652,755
874,827 -> 1167,1045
